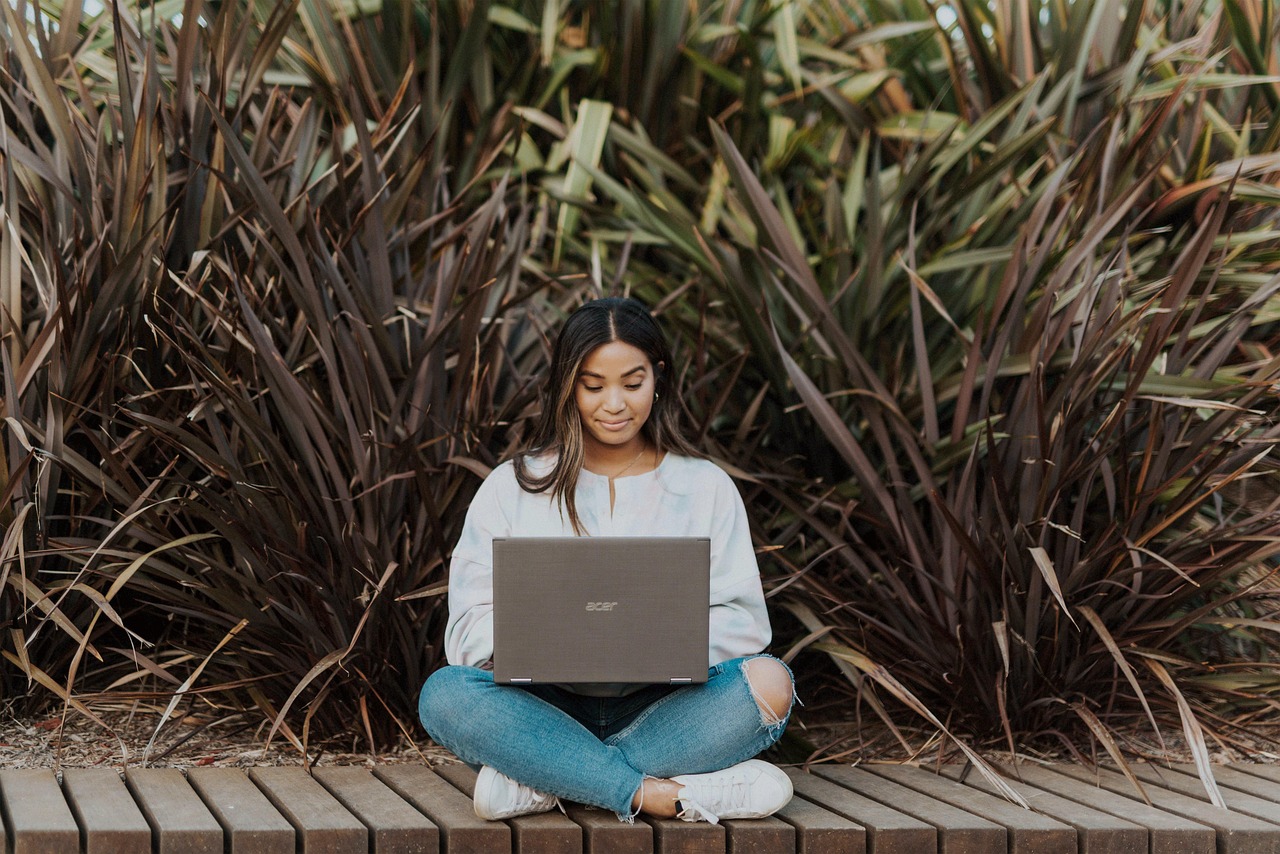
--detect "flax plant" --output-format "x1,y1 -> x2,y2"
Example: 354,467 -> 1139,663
0,0 -> 552,746
548,0 -> 1280,782
2,0 -> 1279,776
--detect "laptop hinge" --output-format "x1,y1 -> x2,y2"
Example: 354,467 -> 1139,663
509,678 -> 533,684
669,677 -> 693,684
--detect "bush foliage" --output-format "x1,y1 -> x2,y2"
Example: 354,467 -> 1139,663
2,0 -> 1279,778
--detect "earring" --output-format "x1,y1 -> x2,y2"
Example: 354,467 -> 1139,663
655,392 -> 660,400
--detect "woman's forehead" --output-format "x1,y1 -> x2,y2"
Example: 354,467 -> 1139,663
579,340 -> 650,376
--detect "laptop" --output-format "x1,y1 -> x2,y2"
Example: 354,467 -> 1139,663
491,537 -> 710,685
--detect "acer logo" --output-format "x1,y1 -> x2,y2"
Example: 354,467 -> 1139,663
586,602 -> 618,611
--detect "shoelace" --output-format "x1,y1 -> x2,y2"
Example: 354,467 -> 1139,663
676,773 -> 755,825
675,794 -> 720,824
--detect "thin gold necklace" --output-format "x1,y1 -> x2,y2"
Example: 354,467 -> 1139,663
605,445 -> 650,480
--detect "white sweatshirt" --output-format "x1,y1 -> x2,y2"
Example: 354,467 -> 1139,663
444,453 -> 772,672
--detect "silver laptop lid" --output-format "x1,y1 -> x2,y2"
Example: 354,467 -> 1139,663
492,537 -> 710,685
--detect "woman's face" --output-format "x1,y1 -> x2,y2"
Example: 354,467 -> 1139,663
574,340 -> 659,457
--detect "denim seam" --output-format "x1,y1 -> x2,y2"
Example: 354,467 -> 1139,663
603,686 -> 685,749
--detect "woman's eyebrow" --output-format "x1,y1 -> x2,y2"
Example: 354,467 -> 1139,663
578,365 -> 648,379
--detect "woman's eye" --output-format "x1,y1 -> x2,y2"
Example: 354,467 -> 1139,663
583,385 -> 603,392
625,384 -> 642,391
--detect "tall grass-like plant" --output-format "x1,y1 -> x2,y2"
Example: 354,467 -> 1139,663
552,0 -> 1280,782
738,7 -> 1280,771
2,0 -> 1279,775
0,0 -> 557,747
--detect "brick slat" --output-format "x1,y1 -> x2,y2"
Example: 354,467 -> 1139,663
641,815 -> 724,854
187,767 -> 295,854
62,769 -> 151,854
1003,764 -> 1214,854
14,760 -> 1280,853
938,764 -> 1146,854
1125,764 -> 1280,826
249,767 -> 368,854
0,769 -> 79,854
376,766 -> 510,854
1051,764 -> 1279,854
124,768 -> 222,854
563,803 -> 652,854
786,768 -> 933,854
772,793 -> 865,854
313,767 -> 438,854
866,765 -> 1076,854
435,763 -> 581,854
1206,766 -> 1280,804
722,816 -> 794,854
814,765 -> 1004,854
1231,765 -> 1280,788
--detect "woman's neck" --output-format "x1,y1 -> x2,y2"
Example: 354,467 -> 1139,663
583,441 -> 657,479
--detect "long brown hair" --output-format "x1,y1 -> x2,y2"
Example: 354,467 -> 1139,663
513,298 -> 701,533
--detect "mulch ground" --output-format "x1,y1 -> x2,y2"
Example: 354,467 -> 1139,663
4,698 -> 1279,772
0,701 -> 454,771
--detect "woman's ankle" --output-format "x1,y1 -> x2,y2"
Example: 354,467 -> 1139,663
632,778 -> 680,818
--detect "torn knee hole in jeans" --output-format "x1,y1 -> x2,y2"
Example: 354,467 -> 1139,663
742,658 -> 800,732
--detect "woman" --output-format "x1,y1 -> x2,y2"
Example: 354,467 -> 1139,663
419,297 -> 796,824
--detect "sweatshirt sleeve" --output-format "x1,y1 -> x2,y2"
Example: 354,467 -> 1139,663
443,466 -> 512,667
706,468 -> 772,665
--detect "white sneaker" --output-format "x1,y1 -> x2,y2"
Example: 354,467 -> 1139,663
672,759 -> 793,824
473,766 -> 560,820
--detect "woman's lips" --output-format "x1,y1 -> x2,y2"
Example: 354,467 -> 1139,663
598,418 -> 631,431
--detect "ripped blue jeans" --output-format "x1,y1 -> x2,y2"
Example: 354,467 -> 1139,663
419,655 -> 793,818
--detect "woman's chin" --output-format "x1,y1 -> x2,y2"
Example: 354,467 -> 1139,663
586,431 -> 642,451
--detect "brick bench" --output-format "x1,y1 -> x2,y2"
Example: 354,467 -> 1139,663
2,761 -> 1279,852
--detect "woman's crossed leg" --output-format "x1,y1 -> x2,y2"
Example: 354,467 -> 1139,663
419,655 -> 795,822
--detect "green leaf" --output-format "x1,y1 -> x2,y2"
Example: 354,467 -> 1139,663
838,70 -> 893,103
771,0 -> 803,94
488,5 -> 537,33
553,99 -> 614,269
877,111 -> 963,142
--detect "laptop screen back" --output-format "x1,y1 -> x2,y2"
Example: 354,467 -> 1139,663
492,537 -> 710,685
